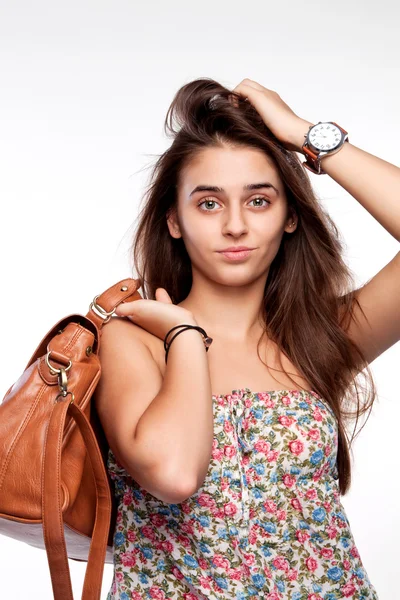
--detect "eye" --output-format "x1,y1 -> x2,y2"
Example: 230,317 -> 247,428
197,197 -> 271,212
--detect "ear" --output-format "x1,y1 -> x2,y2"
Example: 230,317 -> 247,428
166,208 -> 182,239
284,209 -> 298,234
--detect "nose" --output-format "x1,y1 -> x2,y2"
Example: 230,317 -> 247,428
221,206 -> 249,236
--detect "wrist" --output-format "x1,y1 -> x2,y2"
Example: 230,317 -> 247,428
288,119 -> 314,153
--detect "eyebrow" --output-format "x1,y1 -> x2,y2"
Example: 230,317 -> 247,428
188,182 -> 279,198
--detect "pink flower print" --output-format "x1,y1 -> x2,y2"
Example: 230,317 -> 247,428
224,501 -> 239,517
131,592 -> 142,600
342,581 -> 357,597
264,499 -> 278,513
171,565 -> 184,580
177,534 -> 191,548
212,446 -> 224,460
120,550 -> 136,567
279,414 -> 295,427
245,397 -> 253,408
350,546 -> 360,559
312,467 -> 324,482
273,555 -> 290,571
266,449 -> 279,462
320,548 -> 334,559
283,473 -> 296,487
150,514 -> 166,528
224,420 -> 234,433
116,571 -> 123,582
228,567 -> 243,580
181,502 -> 191,514
254,439 -> 271,453
343,559 -> 352,570
327,525 -> 338,539
296,529 -> 310,543
142,526 -> 157,541
266,591 -> 281,600
197,493 -> 217,509
282,395 -> 292,406
199,575 -> 212,589
324,444 -> 332,456
276,509 -> 286,521
212,554 -> 230,569
160,540 -> 174,553
263,565 -> 273,578
224,444 -> 236,459
313,409 -> 323,422
181,521 -> 195,535
123,490 -> 133,505
308,428 -> 320,440
243,552 -> 256,566
183,594 -> 199,600
291,497 -> 302,511
249,528 -> 258,545
149,586 -> 166,599
287,568 -> 298,581
289,439 -> 304,455
306,489 -> 317,500
308,595 -> 323,600
127,529 -> 136,543
198,557 -> 208,569
306,557 -> 318,572
264,397 -> 276,408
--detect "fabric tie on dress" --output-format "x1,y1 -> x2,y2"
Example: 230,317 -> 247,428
228,392 -> 254,542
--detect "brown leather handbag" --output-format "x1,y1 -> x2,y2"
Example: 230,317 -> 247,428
0,277 -> 142,600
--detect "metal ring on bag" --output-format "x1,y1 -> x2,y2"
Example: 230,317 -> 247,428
46,351 -> 72,375
89,294 -> 116,323
55,390 -> 75,404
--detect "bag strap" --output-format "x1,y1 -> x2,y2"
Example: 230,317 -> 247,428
40,277 -> 142,599
24,277 -> 142,371
43,397 -> 112,600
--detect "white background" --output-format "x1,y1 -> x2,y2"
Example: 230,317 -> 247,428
0,1 -> 399,598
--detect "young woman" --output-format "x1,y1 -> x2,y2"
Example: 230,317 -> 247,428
96,77 -> 400,599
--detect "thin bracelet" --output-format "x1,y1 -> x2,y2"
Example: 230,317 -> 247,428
164,324 -> 213,364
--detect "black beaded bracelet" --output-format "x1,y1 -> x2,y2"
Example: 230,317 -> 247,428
164,324 -> 213,364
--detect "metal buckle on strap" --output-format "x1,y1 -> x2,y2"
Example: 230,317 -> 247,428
89,294 -> 116,323
45,351 -> 75,404
46,351 -> 72,375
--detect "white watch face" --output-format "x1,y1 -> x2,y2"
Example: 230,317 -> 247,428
308,123 -> 342,151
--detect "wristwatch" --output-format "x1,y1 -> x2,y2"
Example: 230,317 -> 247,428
302,121 -> 349,174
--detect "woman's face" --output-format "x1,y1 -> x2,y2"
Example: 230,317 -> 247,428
168,143 -> 296,286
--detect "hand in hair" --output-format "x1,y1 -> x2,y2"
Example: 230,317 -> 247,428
230,78 -> 313,153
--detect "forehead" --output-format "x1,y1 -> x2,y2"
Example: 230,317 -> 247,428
178,144 -> 283,196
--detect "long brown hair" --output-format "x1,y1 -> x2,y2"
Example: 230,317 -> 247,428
128,77 -> 377,495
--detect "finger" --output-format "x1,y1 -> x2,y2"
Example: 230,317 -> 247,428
114,299 -> 144,316
231,82 -> 262,106
155,287 -> 173,304
233,78 -> 266,93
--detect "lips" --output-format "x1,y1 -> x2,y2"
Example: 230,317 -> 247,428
218,248 -> 254,261
218,247 -> 253,252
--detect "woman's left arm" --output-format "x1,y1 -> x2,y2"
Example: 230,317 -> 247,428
291,120 -> 400,242
231,79 -> 400,365
291,119 -> 400,366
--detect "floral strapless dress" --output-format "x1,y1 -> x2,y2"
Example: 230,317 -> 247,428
106,387 -> 379,599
